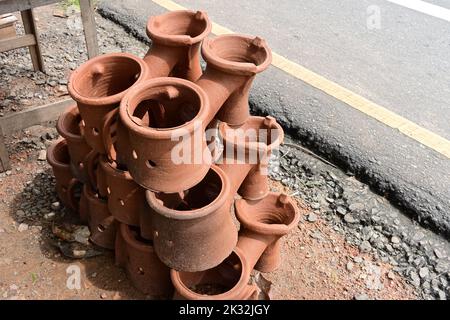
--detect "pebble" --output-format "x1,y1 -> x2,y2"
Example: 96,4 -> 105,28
307,213 -> 318,223
409,271 -> 421,287
16,210 -> 25,217
100,293 -> 108,299
336,206 -> 347,215
51,202 -> 61,211
390,236 -> 401,244
37,150 -> 47,161
419,267 -> 429,279
44,212 -> 56,220
387,271 -> 396,280
434,248 -> 445,259
344,214 -> 358,224
310,202 -> 320,210
359,241 -> 372,253
17,223 -> 28,232
354,256 -> 363,263
349,203 -> 364,212
346,261 -> 354,271
354,293 -> 369,300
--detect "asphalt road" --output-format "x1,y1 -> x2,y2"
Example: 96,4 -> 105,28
97,0 -> 450,236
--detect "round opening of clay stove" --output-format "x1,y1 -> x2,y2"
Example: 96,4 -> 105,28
173,250 -> 248,298
236,193 -> 299,234
203,35 -> 271,73
57,106 -> 85,139
48,140 -> 71,166
154,167 -> 223,211
148,10 -> 210,41
126,80 -> 203,130
70,54 -> 144,102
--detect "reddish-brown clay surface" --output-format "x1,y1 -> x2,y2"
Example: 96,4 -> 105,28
56,105 -> 92,183
218,115 -> 284,200
99,157 -> 145,226
46,139 -> 80,212
68,53 -> 149,154
115,223 -> 173,297
171,248 -> 258,300
146,165 -> 237,272
144,10 -> 211,81
119,77 -> 212,193
236,192 -> 300,273
83,184 -> 117,250
196,35 -> 272,125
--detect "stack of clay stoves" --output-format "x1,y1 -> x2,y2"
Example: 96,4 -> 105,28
47,10 -> 300,299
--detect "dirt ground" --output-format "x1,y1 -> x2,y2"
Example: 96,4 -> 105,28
0,4 -> 417,300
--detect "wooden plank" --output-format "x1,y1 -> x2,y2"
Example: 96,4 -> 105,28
79,0 -> 99,58
20,9 -> 45,72
0,98 -> 74,135
0,124 -> 11,172
0,0 -> 60,15
0,34 -> 35,52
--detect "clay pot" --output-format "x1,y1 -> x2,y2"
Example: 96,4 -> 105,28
115,223 -> 173,297
218,116 -> 284,200
196,34 -> 272,125
235,192 -> 300,272
146,165 -> 237,272
144,10 -> 211,81
83,183 -> 117,250
68,52 -> 149,154
119,77 -> 212,192
46,139 -> 80,212
56,105 -> 92,183
171,248 -> 258,300
99,156 -> 145,226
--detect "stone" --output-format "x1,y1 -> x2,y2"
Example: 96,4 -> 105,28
387,271 -> 395,280
359,241 -> 372,253
16,210 -> 25,217
437,290 -> 446,300
419,267 -> 429,279
310,202 -> 320,210
336,206 -> 347,215
391,236 -> 401,244
349,203 -> 364,212
18,223 -> 28,232
434,248 -> 445,259
51,202 -> 61,211
44,212 -> 56,220
344,214 -> 358,224
346,261 -> 354,271
354,256 -> 363,264
354,293 -> 368,300
38,150 -> 47,161
307,213 -> 318,223
409,271 -> 421,287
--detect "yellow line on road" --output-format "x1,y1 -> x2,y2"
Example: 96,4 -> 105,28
151,0 -> 450,159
